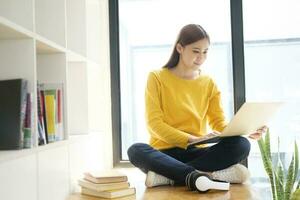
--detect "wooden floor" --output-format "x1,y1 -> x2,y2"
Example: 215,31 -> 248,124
67,168 -> 272,200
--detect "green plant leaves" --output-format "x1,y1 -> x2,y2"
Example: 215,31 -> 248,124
257,129 -> 299,200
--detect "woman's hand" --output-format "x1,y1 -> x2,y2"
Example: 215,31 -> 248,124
248,125 -> 268,140
188,131 -> 220,143
188,135 -> 200,143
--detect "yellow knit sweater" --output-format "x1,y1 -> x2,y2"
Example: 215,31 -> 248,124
145,68 -> 227,150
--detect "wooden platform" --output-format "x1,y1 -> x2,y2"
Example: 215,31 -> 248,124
67,168 -> 272,200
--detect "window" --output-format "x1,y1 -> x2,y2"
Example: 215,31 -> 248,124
118,0 -> 234,160
243,0 -> 300,183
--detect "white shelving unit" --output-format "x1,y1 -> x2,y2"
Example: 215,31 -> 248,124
0,0 -> 112,199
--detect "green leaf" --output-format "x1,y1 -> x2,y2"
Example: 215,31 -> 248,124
258,138 -> 276,200
285,154 -> 295,200
258,139 -> 273,176
291,188 -> 300,200
275,170 -> 284,200
276,157 -> 285,200
265,129 -> 271,159
294,142 -> 299,187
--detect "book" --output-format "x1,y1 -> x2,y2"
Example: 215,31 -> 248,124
40,90 -> 49,143
37,85 -> 47,145
44,91 -> 56,142
84,170 -> 128,184
56,88 -> 63,141
188,102 -> 283,147
81,187 -> 135,199
78,179 -> 130,192
23,93 -> 33,148
70,193 -> 136,200
0,78 -> 28,150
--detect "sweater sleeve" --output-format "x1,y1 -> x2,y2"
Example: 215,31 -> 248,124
145,72 -> 190,149
206,81 -> 227,132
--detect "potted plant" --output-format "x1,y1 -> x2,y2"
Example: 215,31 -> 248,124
258,129 -> 300,200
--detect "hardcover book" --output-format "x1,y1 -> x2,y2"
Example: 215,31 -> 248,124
70,193 -> 136,200
78,179 -> 130,192
0,78 -> 28,149
84,170 -> 128,184
81,187 -> 135,199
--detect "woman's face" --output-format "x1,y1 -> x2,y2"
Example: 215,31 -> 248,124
176,38 -> 210,70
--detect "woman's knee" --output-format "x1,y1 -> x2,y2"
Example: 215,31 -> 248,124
127,143 -> 150,160
224,136 -> 251,156
233,136 -> 251,156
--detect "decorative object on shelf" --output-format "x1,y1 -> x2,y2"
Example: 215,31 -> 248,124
0,78 -> 28,150
258,129 -> 300,200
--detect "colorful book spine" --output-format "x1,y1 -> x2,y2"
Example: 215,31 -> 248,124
37,85 -> 46,145
23,93 -> 32,148
56,89 -> 63,141
40,90 -> 49,143
19,79 -> 28,149
44,91 -> 56,142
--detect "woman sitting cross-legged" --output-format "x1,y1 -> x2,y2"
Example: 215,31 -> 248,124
127,24 -> 267,192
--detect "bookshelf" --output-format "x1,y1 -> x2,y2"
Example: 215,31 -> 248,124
0,0 -> 112,200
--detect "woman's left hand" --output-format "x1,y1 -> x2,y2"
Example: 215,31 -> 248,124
248,125 -> 268,140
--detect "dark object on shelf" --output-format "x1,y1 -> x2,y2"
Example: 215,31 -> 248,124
0,78 -> 28,150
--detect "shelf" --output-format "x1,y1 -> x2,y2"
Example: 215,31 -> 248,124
68,135 -> 89,144
0,148 -> 36,164
0,140 -> 70,163
66,0 -> 87,56
0,16 -> 34,39
67,50 -> 87,62
86,59 -> 101,69
67,62 -> 89,135
35,0 -> 66,47
37,140 -> 69,152
0,0 -> 34,31
86,0 -> 101,64
0,0 -> 107,199
36,35 -> 66,54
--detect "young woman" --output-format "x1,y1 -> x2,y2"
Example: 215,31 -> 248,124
127,24 -> 266,192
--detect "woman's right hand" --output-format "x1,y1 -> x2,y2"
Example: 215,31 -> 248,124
188,131 -> 220,143
188,135 -> 200,143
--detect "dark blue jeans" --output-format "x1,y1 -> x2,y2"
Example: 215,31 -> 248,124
127,136 -> 251,185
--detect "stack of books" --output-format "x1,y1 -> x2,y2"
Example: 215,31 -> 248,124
79,169 -> 136,199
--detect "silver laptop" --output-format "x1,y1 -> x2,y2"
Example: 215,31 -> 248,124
188,102 -> 283,146
221,102 -> 283,136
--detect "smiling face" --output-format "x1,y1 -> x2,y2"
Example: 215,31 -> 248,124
176,38 -> 210,70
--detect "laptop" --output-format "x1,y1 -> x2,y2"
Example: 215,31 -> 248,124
188,102 -> 283,147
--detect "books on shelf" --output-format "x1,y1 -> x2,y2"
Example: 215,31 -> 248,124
37,83 -> 64,145
0,78 -> 28,150
79,169 -> 135,199
0,80 -> 65,149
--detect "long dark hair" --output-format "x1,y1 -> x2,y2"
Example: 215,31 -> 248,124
163,24 -> 210,69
